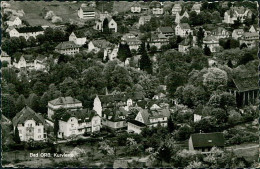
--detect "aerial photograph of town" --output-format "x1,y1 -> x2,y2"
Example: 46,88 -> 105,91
1,0 -> 259,168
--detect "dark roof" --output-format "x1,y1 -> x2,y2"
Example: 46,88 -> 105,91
190,132 -> 225,148
70,32 -> 86,38
12,106 -> 45,127
60,109 -> 97,122
55,41 -> 80,50
128,119 -> 146,127
16,26 -> 44,33
158,27 -> 174,33
49,97 -> 82,105
233,76 -> 258,92
179,23 -> 190,29
91,39 -> 113,49
103,107 -> 127,122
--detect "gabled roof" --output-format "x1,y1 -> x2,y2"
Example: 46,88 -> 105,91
172,3 -> 182,10
49,96 -> 82,105
233,29 -> 244,34
212,27 -> 229,35
16,26 -> 44,33
242,32 -> 259,38
158,27 -> 174,33
12,106 -> 45,127
55,41 -> 80,50
81,6 -> 95,12
139,109 -> 150,124
35,55 -> 47,61
131,2 -> 141,8
9,16 -> 20,22
190,132 -> 225,148
192,3 -> 201,10
70,32 -> 86,38
140,15 -> 152,21
60,109 -> 97,122
103,107 -> 127,122
179,38 -> 190,46
203,35 -> 218,42
178,23 -> 191,29
91,39 -> 113,49
232,76 -> 258,92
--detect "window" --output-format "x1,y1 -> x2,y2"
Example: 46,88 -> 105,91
38,135 -> 41,138
71,124 -> 74,127
38,129 -> 41,133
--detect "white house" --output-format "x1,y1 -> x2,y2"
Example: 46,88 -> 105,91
69,32 -> 87,46
104,46 -> 119,61
131,2 -> 141,13
203,35 -> 219,53
6,16 -> 22,27
9,26 -> 44,40
78,6 -> 96,19
122,33 -> 142,51
58,109 -> 101,139
151,2 -> 164,15
34,55 -> 48,71
189,132 -> 225,153
127,108 -> 170,134
175,23 -> 192,37
249,25 -> 259,33
211,27 -> 230,39
223,7 -> 252,24
175,11 -> 189,24
94,17 -> 118,33
138,15 -> 151,28
47,96 -> 83,119
191,3 -> 202,14
147,33 -> 169,50
232,29 -> 244,40
178,38 -> 191,53
55,41 -> 80,56
88,39 -> 113,53
239,32 -> 259,48
13,55 -> 34,69
12,106 -> 47,142
172,3 -> 182,16
102,108 -> 128,130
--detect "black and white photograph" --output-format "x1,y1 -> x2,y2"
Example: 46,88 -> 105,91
1,0 -> 259,168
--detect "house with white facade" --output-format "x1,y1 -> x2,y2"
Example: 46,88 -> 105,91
127,108 -> 170,134
102,108 -> 128,130
131,2 -> 141,13
55,41 -> 80,56
157,27 -> 174,37
104,46 -> 119,61
58,109 -> 101,139
88,39 -> 113,53
232,29 -> 244,40
78,6 -> 96,19
138,16 -> 151,27
189,132 -> 225,153
151,2 -> 164,15
6,16 -> 22,27
13,55 -> 34,70
239,32 -> 259,48
69,32 -> 87,46
34,55 -> 48,71
172,3 -> 182,16
249,25 -> 259,33
194,114 -> 202,122
175,11 -> 189,24
12,106 -> 47,142
211,27 -> 230,39
9,26 -> 44,40
47,97 -> 83,119
122,33 -> 142,51
178,38 -> 191,53
223,7 -> 252,24
147,33 -> 169,50
175,23 -> 192,37
191,3 -> 201,14
203,35 -> 219,53
94,17 -> 118,33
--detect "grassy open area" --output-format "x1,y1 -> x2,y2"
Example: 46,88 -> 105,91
8,1 -> 83,26
228,143 -> 258,163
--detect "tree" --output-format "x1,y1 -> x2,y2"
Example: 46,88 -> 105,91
117,42 -> 132,62
238,52 -> 254,65
14,127 -> 21,144
27,93 -> 40,111
196,27 -> 204,48
54,118 -> 59,139
102,18 -> 110,34
16,95 -> 26,112
167,116 -> 175,133
27,37 -> 37,47
180,16 -> 189,23
139,42 -> 152,74
203,68 -> 228,92
203,44 -> 211,56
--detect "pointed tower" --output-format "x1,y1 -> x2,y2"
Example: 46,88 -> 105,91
175,12 -> 181,24
93,95 -> 102,117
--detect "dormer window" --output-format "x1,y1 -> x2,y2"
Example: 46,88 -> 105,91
208,140 -> 212,143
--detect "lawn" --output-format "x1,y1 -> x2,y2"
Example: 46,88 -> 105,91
229,143 -> 259,163
8,1 -> 83,26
